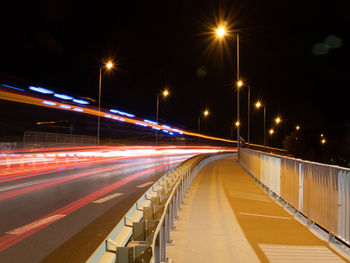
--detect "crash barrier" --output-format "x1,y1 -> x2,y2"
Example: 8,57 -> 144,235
240,148 -> 350,246
87,152 -> 236,263
0,142 -> 17,153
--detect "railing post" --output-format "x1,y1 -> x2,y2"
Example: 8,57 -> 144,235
166,207 -> 171,243
160,220 -> 166,261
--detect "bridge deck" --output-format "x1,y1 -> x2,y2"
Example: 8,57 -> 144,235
166,156 -> 349,263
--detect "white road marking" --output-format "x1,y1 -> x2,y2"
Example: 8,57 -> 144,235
8,214 -> 65,235
240,212 -> 291,220
229,191 -> 271,202
259,244 -> 346,262
136,181 -> 154,188
93,193 -> 124,204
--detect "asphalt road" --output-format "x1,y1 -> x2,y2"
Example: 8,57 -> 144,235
0,153 -> 193,263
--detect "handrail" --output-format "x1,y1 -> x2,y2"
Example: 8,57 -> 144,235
86,154 -> 207,263
87,152 -> 236,263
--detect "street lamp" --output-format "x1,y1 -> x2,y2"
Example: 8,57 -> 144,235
156,88 -> 169,123
215,24 -> 241,157
155,88 -> 170,145
236,80 -> 243,152
296,125 -> 300,131
216,26 -> 226,38
247,84 -> 251,148
275,116 -> 282,125
256,101 -> 266,150
269,129 -> 274,135
198,109 -> 209,133
97,60 -> 114,145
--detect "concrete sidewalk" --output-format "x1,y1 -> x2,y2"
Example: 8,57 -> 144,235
166,156 -> 350,263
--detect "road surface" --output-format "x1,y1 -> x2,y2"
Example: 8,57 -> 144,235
0,148 -> 197,263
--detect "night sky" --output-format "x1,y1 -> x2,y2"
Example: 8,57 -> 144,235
1,0 -> 349,144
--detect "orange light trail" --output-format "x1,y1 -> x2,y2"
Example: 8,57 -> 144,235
0,89 -> 236,143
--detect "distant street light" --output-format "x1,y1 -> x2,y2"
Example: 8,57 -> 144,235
236,80 -> 243,151
198,109 -> 210,133
321,138 -> 326,144
156,88 -> 170,123
247,84 -> 251,148
269,129 -> 274,135
296,125 -> 300,130
156,88 -> 170,145
256,101 -> 266,150
106,61 -> 113,70
235,121 -> 240,127
97,60 -> 114,145
275,117 -> 281,125
215,24 -> 241,156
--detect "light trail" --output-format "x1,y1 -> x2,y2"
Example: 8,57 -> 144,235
0,157 -> 186,201
0,146 -> 234,182
0,160 -> 182,253
0,88 -> 236,143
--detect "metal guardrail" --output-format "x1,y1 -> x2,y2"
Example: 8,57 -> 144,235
240,148 -> 350,246
0,142 -> 17,153
23,131 -> 97,146
87,152 -> 235,263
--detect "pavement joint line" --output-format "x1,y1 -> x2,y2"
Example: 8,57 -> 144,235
7,214 -> 66,235
93,193 -> 124,204
239,212 -> 291,220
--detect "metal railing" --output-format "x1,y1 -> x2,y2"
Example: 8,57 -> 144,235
23,131 -> 97,146
240,148 -> 350,246
87,152 -> 235,263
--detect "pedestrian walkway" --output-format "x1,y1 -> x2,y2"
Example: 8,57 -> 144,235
166,156 -> 350,263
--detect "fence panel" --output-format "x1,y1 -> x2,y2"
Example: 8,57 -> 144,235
260,154 -> 281,195
302,163 -> 338,234
338,170 -> 350,244
280,158 -> 300,209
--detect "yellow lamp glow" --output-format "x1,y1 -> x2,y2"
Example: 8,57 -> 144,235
162,89 -> 169,97
237,80 -> 243,87
216,27 -> 226,38
106,61 -> 113,70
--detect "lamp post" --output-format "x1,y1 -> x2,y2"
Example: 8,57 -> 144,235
155,88 -> 169,145
256,101 -> 266,150
215,26 -> 241,157
274,116 -> 284,147
97,60 -> 114,145
198,109 -> 209,133
236,80 -> 243,154
247,84 -> 250,148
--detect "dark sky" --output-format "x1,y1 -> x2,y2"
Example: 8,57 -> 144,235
1,0 -> 349,143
